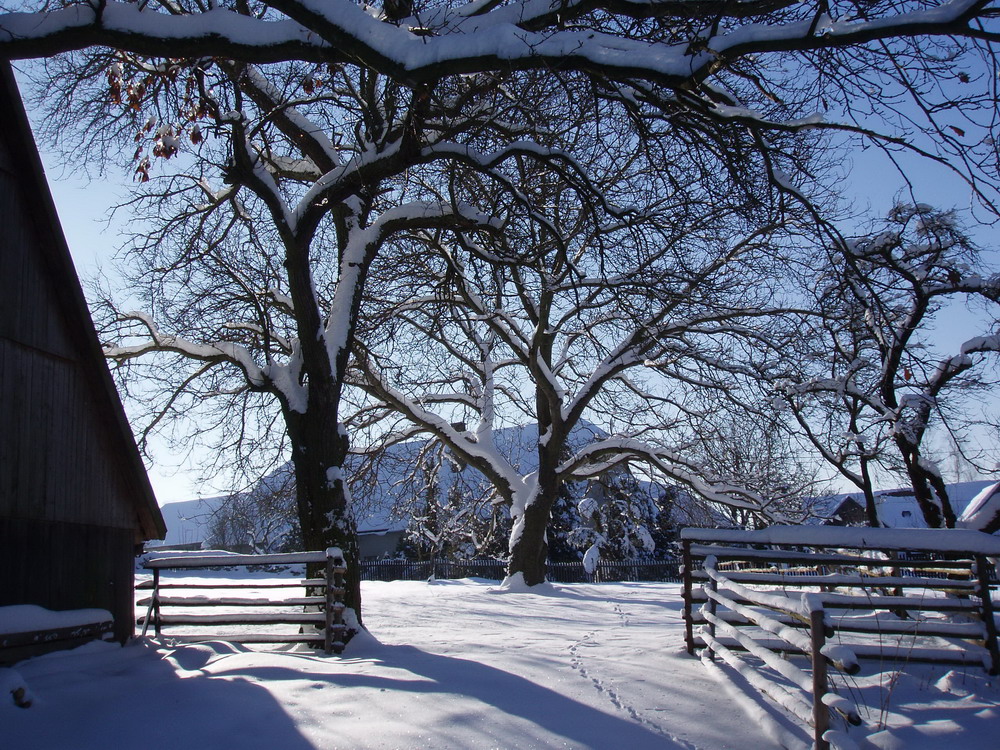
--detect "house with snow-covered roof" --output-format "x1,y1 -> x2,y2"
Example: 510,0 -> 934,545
815,480 -> 999,529
0,63 -> 165,661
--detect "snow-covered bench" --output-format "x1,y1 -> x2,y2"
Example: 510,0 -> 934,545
0,605 -> 114,666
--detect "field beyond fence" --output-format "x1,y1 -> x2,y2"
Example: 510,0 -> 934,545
358,558 -> 683,583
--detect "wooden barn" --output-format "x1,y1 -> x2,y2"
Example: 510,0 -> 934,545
0,62 -> 165,655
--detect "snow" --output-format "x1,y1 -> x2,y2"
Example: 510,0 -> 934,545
144,550 -> 326,567
0,605 -> 112,636
4,576 -> 1000,748
959,481 -> 1000,531
2,0 -> 985,93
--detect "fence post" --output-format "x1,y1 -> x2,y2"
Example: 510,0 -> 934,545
975,555 -> 1000,676
153,567 -> 161,638
683,539 -> 695,655
810,607 -> 830,750
141,567 -> 160,637
325,548 -> 347,655
706,572 -> 718,662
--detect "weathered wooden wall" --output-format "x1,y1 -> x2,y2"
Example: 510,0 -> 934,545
0,519 -> 135,643
0,64 -> 164,647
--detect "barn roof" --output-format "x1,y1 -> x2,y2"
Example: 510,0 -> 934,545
0,62 -> 165,541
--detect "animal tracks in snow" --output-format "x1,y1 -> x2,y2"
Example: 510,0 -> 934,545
567,599 -> 697,748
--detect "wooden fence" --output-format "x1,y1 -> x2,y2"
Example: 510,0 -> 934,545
138,549 -> 348,654
358,557 -> 682,583
682,526 -> 1000,750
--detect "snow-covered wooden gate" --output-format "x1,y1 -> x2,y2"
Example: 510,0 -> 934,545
137,549 -> 348,654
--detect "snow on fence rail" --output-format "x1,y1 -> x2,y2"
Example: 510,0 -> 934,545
138,549 -> 349,655
681,527 -> 1000,750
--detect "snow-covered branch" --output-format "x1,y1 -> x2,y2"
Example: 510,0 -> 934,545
1,0 -> 991,91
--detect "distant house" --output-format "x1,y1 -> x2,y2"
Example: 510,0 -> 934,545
818,496 -> 868,527
0,63 -> 165,651
816,480 -> 999,529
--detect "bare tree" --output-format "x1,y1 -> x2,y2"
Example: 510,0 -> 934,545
3,0 -> 999,594
352,146 -> 812,584
779,205 -> 1000,527
25,53 -> 536,622
684,407 -> 825,528
207,469 -> 299,553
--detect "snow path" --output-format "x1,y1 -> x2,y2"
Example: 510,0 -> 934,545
4,578 -> 1000,748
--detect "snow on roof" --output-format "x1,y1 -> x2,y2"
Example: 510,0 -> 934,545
958,480 -> 1000,531
812,480 -> 999,528
152,497 -> 222,546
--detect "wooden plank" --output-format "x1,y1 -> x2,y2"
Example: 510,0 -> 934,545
697,631 -> 816,728
154,633 -> 325,644
818,593 -> 980,611
135,579 -> 326,590
681,526 -> 1000,556
137,596 -> 325,607
689,545 -> 975,569
144,552 -> 326,568
138,612 -> 327,626
690,589 -> 980,613
689,571 -> 976,590
688,608 -> 987,639
693,636 -> 991,668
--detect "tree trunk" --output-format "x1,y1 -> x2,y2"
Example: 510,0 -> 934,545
506,438 -> 562,586
859,456 -> 880,527
507,498 -> 552,586
897,441 -> 956,529
286,394 -> 363,629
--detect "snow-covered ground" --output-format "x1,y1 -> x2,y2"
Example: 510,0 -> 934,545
3,576 -> 999,749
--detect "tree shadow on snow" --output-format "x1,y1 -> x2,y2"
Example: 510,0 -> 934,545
207,641 -> 687,749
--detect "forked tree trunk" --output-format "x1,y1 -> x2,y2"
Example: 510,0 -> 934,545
506,449 -> 563,585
